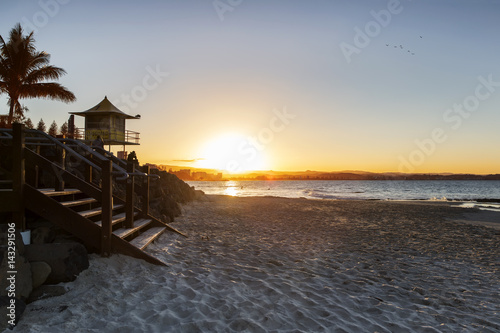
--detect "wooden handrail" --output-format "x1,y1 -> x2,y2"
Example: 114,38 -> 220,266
12,124 -> 26,231
101,159 -> 113,256
24,148 -> 102,200
125,161 -> 135,229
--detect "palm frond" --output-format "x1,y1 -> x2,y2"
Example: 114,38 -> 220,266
24,65 -> 67,84
19,82 -> 76,102
0,23 -> 76,124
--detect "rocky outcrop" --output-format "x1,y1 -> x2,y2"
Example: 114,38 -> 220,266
113,167 -> 201,222
27,285 -> 67,304
148,169 -> 199,221
0,220 -> 81,330
30,261 -> 52,289
31,227 -> 56,244
24,243 -> 89,284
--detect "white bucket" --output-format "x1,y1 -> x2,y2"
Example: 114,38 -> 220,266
20,230 -> 31,245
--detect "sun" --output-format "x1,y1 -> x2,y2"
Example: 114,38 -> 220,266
195,133 -> 268,173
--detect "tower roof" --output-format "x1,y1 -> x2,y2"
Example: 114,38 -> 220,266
70,96 -> 139,119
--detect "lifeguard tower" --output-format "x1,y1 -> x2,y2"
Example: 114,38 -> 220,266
70,96 -> 140,158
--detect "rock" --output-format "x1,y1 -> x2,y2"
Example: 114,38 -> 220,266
148,169 -> 199,221
0,250 -> 32,300
30,261 -> 52,289
52,234 -> 81,244
31,227 -> 56,244
24,242 -> 89,284
194,189 -> 206,200
26,285 -> 67,304
0,296 -> 26,330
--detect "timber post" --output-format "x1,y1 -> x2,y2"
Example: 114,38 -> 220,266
125,160 -> 135,228
54,145 -> 66,191
85,153 -> 92,184
34,145 -> 40,188
12,123 -> 26,231
100,159 -> 113,256
142,165 -> 150,217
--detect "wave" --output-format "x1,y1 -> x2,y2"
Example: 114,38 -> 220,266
189,180 -> 500,202
456,201 -> 500,212
301,189 -> 369,200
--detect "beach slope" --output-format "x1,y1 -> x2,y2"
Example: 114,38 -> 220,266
12,196 -> 499,332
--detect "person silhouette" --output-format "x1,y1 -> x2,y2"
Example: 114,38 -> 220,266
92,135 -> 104,150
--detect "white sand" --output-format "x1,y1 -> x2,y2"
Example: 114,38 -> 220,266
11,196 -> 500,332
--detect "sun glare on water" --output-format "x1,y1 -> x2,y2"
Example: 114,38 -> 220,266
196,133 -> 268,173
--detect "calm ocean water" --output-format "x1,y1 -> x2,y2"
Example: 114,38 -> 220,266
187,180 -> 500,204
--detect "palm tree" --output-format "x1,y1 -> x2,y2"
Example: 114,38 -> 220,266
0,23 -> 76,126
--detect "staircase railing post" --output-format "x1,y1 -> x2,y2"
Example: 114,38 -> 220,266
85,154 -> 93,184
12,123 -> 26,231
54,145 -> 66,191
142,165 -> 150,217
101,159 -> 113,256
34,146 -> 40,188
125,160 -> 135,228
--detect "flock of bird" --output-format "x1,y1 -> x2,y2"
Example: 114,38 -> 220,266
385,36 -> 422,56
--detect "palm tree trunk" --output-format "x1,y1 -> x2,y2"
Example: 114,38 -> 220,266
7,100 -> 14,126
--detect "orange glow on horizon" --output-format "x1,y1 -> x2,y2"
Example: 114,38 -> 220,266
194,133 -> 270,173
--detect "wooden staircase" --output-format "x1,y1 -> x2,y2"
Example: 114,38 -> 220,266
0,148 -> 16,213
1,124 -> 187,266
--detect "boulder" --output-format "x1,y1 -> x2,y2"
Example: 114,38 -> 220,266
30,261 -> 52,289
148,170 -> 199,220
52,234 -> 81,244
0,296 -> 26,330
31,227 -> 56,244
24,242 -> 89,284
27,285 -> 67,304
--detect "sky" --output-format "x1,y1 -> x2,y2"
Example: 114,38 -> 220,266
1,0 -> 500,174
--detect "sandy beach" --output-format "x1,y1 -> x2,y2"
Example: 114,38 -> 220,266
11,196 -> 500,332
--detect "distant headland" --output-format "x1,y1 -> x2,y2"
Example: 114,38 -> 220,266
144,164 -> 500,181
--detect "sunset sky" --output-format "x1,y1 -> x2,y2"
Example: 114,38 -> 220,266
1,0 -> 500,174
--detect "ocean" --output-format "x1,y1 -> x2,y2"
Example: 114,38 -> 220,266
187,180 -> 500,210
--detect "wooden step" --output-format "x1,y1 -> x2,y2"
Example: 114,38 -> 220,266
129,227 -> 166,250
61,197 -> 97,207
95,211 -> 138,227
0,189 -> 13,192
79,204 -> 124,218
39,188 -> 81,197
113,219 -> 152,239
